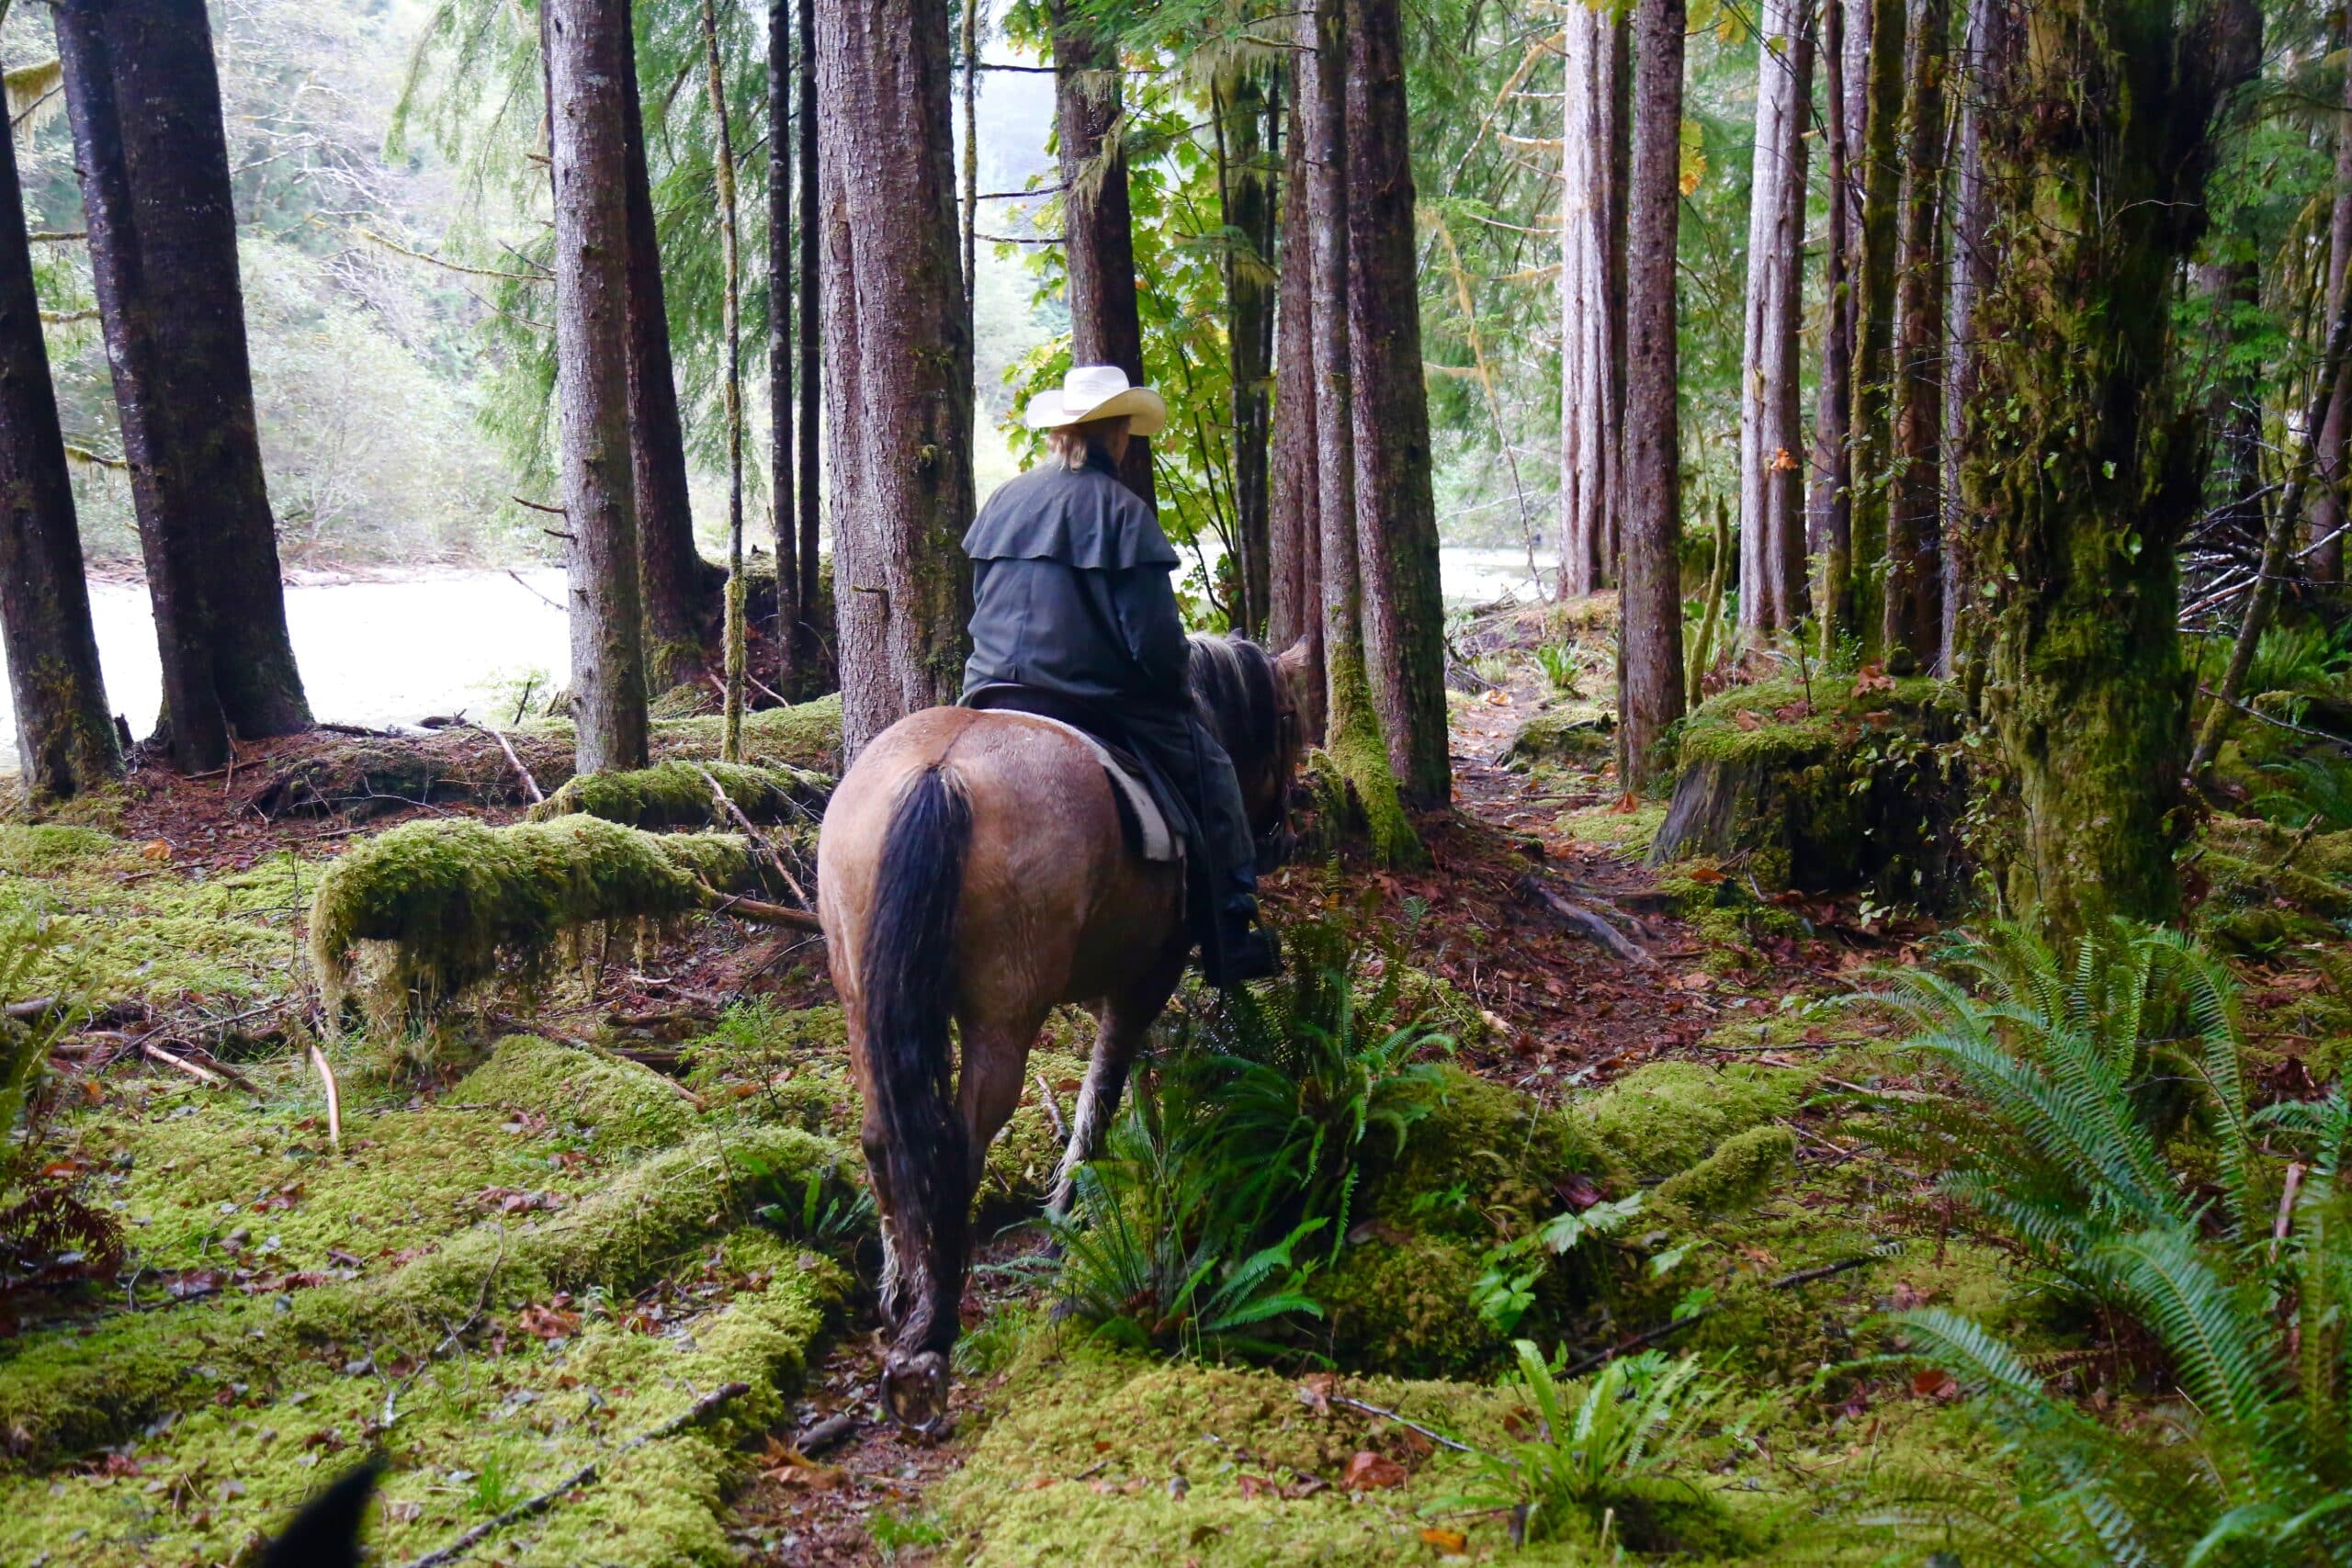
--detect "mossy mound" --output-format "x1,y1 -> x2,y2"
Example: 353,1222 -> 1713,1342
1502,705 -> 1617,771
1651,1123 -> 1796,1222
1313,1230 -> 1495,1377
308,814 -> 757,1019
2193,816 -> 2352,953
1650,675 -> 1965,908
528,758 -> 832,829
0,828 -> 318,1004
1581,1059 -> 1807,1180
0,1231 -> 842,1567
647,694 -> 842,772
0,1121 -> 842,1474
1361,1066 -> 1611,1240
457,1032 -> 697,1148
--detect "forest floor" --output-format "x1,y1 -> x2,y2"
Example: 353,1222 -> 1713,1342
7,611 -> 2344,1563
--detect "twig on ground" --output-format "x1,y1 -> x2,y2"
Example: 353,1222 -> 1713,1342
1514,875 -> 1657,966
793,1411 -> 859,1457
696,882 -> 824,933
140,1041 -> 230,1088
1326,1393 -> 1476,1454
309,1041 -> 344,1152
393,1381 -> 752,1568
463,721 -> 544,805
382,1234 -> 504,1428
1557,1252 -> 1887,1377
1035,1074 -> 1069,1145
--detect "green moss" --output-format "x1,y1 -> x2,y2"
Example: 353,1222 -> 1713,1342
0,822 -> 120,874
1580,1060 -> 1809,1181
307,815 -> 756,1019
0,1122 -> 841,1474
1313,1230 -> 1499,1377
1363,1066 -> 1612,1242
1555,798 -> 1667,854
1650,1124 -> 1796,1221
0,1233 -> 842,1567
528,759 -> 831,829
456,1033 -> 695,1149
2195,816 -> 2352,953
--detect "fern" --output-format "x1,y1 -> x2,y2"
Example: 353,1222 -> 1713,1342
1858,919 -> 2352,1566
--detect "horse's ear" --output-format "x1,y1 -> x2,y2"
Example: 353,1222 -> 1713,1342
1274,637 -> 1312,679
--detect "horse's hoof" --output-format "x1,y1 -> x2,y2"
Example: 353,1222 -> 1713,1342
879,1348 -> 951,1437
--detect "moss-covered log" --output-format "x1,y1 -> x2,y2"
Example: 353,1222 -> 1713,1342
308,815 -> 763,1017
1648,676 -> 1966,908
528,757 -> 831,829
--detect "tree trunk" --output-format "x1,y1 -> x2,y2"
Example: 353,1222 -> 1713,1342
1838,0 -> 1907,660
819,0 -> 973,760
1052,2 -> 1154,508
1306,0 -> 1414,863
1883,0 -> 1948,671
1560,0 -> 1622,598
0,110 -> 119,799
703,0 -> 747,761
621,17 -> 716,693
1736,0 -> 1814,633
769,0 -> 798,694
1344,0 -> 1449,805
1268,75 -> 1322,681
1808,0 -> 1863,611
1620,0 -> 1687,790
1219,69 -> 1277,638
2312,30 -> 2352,587
797,0 -> 822,681
1942,0 -> 2005,677
549,0 -> 650,775
55,0 -> 228,772
1967,0 -> 2259,933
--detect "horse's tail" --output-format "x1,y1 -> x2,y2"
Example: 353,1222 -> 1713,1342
861,762 -> 973,1347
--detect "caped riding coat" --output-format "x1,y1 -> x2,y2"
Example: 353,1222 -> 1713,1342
959,450 -> 1189,706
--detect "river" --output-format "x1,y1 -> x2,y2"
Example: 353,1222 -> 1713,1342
0,551 -> 1547,768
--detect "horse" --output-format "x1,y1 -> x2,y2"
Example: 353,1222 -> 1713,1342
816,634 -> 1307,1429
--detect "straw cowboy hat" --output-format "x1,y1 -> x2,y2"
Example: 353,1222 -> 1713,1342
1023,364 -> 1168,437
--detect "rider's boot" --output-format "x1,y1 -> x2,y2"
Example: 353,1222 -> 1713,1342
1204,891 -> 1282,987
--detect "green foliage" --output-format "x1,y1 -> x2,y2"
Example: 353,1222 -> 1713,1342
1469,1192 -> 1644,1335
1432,1343 -> 1725,1549
1860,919 -> 2352,1565
528,758 -> 831,829
1046,919 -> 1454,1357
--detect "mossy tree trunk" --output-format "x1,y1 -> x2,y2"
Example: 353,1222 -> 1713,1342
1940,0 -> 2006,678
1053,0 -> 1156,509
1965,0 -> 2260,933
2311,31 -> 2352,587
1218,67 -> 1278,639
1268,79 -> 1321,683
768,0 -> 800,694
58,0 -> 311,770
549,0 -> 651,776
797,0 -> 823,689
1883,0 -> 1948,672
620,17 -> 719,694
1807,0 -> 1856,630
1619,0 -> 1687,791
702,0 -> 747,762
1736,0 -> 1813,634
1834,0 -> 1906,661
0,108 -> 119,801
1343,0 -> 1449,806
819,0 -> 973,760
1305,0 -> 1415,863
1559,0 -> 1622,598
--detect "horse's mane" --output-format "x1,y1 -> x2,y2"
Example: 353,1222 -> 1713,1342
1186,633 -> 1281,773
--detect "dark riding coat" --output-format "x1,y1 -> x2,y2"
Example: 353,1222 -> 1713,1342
960,451 -> 1189,705
959,451 -> 1259,905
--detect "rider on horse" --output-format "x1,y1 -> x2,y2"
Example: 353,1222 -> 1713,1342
959,365 -> 1281,987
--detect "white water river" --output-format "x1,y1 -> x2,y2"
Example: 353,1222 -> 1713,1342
0,550 -> 1547,769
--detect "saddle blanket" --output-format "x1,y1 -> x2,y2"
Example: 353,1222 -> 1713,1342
988,709 -> 1181,863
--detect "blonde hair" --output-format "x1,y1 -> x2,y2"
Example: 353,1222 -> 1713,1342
1046,415 -> 1131,471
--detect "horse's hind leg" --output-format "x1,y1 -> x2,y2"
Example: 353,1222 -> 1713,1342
1048,955 -> 1186,1220
957,1001 -> 1052,1200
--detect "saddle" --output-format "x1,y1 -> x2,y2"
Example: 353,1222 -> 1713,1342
962,685 -> 1183,863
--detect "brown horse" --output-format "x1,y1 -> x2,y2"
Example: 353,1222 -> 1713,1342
817,635 -> 1306,1428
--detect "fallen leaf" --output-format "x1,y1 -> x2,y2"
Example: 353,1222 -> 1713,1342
1237,1473 -> 1278,1500
1912,1368 -> 1960,1402
1683,866 -> 1726,885
1341,1450 -> 1408,1490
1421,1526 -> 1468,1552
516,1303 -> 582,1340
141,839 -> 173,862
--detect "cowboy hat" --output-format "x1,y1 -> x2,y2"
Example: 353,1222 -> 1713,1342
1022,363 -> 1168,437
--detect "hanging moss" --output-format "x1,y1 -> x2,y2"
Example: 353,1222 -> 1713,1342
528,758 -> 831,829
308,814 -> 757,1019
